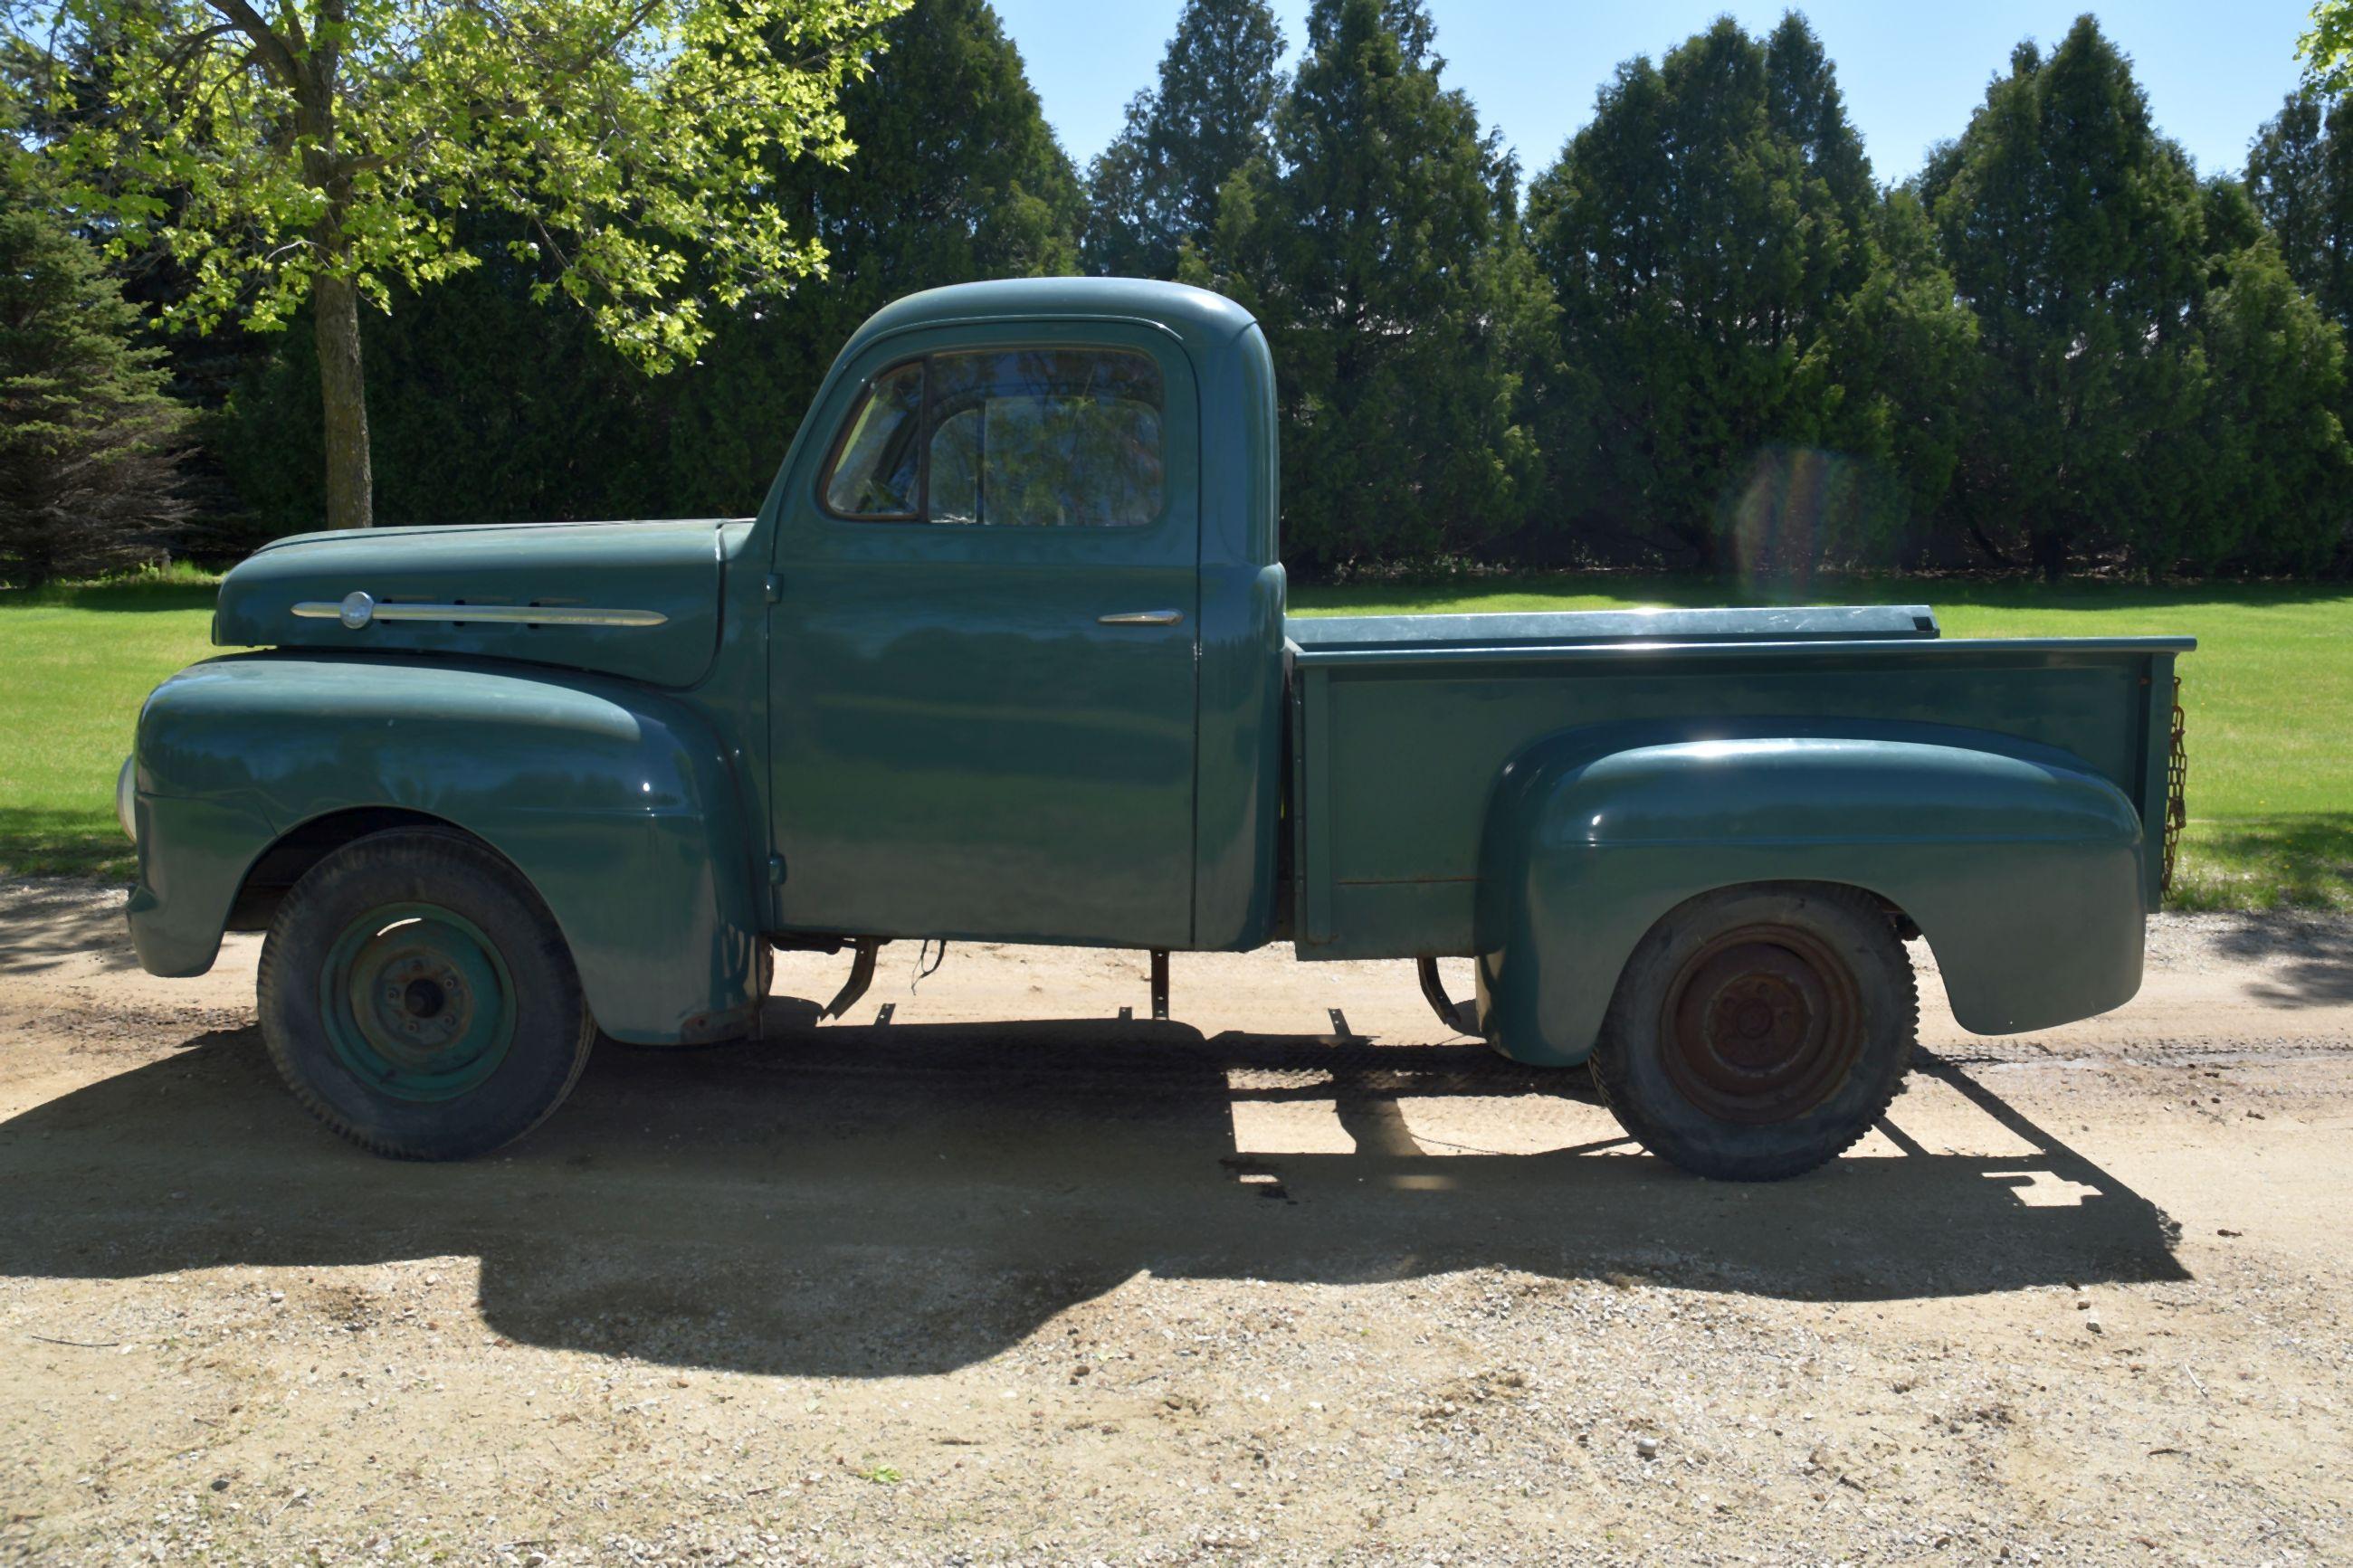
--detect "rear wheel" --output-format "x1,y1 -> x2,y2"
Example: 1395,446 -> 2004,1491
257,828 -> 595,1160
1588,883 -> 1915,1181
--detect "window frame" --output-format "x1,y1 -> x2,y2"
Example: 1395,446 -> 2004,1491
813,345 -> 1169,532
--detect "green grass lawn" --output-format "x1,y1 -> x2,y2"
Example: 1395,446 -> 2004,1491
0,569 -> 222,881
4,568 -> 2348,908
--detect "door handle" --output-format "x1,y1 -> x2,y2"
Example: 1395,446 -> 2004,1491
1098,609 -> 1185,626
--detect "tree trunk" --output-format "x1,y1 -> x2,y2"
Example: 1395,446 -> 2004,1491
312,271 -> 373,530
2032,525 -> 2068,583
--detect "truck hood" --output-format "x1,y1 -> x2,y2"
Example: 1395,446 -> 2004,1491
212,518 -> 746,688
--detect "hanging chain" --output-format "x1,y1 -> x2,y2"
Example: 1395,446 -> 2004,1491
2161,675 -> 2187,899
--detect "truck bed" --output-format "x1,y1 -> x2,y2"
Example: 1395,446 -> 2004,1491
1282,606 -> 2192,960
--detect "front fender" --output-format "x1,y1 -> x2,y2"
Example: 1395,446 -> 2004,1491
1474,724 -> 2147,1067
129,653 -> 763,1045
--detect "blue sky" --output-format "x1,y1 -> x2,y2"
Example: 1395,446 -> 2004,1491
987,1 -> 2315,184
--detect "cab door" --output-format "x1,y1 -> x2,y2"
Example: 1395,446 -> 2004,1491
766,322 -> 1200,948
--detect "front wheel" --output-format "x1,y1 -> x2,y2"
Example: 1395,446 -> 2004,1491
1588,883 -> 1916,1182
257,828 -> 596,1160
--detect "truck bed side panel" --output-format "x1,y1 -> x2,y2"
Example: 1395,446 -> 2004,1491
1290,639 -> 2185,960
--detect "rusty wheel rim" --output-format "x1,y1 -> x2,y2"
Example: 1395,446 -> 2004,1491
1659,923 -> 1863,1124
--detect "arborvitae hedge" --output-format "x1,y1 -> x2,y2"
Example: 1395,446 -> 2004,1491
90,1 -> 2353,577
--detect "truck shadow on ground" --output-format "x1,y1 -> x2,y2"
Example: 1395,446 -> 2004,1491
0,876 -> 143,977
0,1003 -> 2187,1377
2208,911 -> 2353,1007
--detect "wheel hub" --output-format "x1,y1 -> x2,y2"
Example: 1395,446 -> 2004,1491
1661,926 -> 1863,1124
320,903 -> 515,1102
402,975 -> 448,1019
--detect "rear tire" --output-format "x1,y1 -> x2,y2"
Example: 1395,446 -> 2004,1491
257,828 -> 595,1160
1588,883 -> 1915,1182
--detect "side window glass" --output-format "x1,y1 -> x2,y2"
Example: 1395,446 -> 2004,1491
929,349 -> 1163,528
824,347 -> 1165,527
822,361 -> 925,518
928,407 -> 984,525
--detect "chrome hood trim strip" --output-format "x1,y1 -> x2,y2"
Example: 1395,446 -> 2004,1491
291,593 -> 667,630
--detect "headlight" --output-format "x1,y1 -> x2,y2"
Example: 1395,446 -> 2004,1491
116,755 -> 138,843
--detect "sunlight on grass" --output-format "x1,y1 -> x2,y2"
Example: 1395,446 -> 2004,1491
0,573 -> 223,880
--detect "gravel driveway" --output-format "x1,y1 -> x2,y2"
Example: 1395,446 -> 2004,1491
1,879 -> 2348,1565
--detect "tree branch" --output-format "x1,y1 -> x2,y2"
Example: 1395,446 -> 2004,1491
203,0 -> 300,88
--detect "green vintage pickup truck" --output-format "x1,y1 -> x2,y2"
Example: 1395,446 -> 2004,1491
121,279 -> 2192,1180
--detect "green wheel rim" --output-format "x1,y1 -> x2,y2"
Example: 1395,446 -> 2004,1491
320,902 -> 517,1102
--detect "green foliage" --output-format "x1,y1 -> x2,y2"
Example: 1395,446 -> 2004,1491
11,0 -> 910,530
1800,190 -> 1981,547
1082,0 -> 1285,280
24,0 -> 910,367
664,0 -> 1083,511
215,227 -> 667,533
2178,236 -> 2351,574
0,147 -> 190,587
1918,19 -> 2346,577
2248,91 -> 2353,327
9,2 -> 2348,580
1191,0 -> 1547,570
2300,0 -> 2353,98
1527,15 -> 1974,573
211,0 -> 1080,527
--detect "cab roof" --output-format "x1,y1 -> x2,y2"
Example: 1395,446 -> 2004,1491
840,277 -> 1261,366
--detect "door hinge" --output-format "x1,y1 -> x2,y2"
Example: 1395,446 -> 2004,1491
764,574 -> 783,604
767,852 -> 787,885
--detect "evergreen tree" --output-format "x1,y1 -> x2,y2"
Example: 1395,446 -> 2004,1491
2247,92 -> 2353,327
1917,21 -> 2213,577
1528,14 -> 1968,571
2177,234 -> 2349,573
1193,0 -> 1548,569
1084,0 -> 1285,280
1798,189 -> 1980,565
1761,13 -> 1876,302
0,151 -> 189,586
216,225 -> 666,534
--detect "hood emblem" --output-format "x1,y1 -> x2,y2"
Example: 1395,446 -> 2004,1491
338,591 -> 376,629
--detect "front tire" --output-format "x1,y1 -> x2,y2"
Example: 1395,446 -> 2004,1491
1589,883 -> 1916,1182
257,828 -> 595,1160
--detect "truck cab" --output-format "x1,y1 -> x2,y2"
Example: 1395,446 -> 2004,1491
126,279 -> 2192,1180
757,281 -> 1286,954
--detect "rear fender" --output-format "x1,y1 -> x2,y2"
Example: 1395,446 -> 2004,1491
1474,722 -> 2146,1067
129,654 -> 763,1044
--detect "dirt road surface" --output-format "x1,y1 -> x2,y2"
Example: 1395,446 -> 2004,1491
1,878 -> 2348,1565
